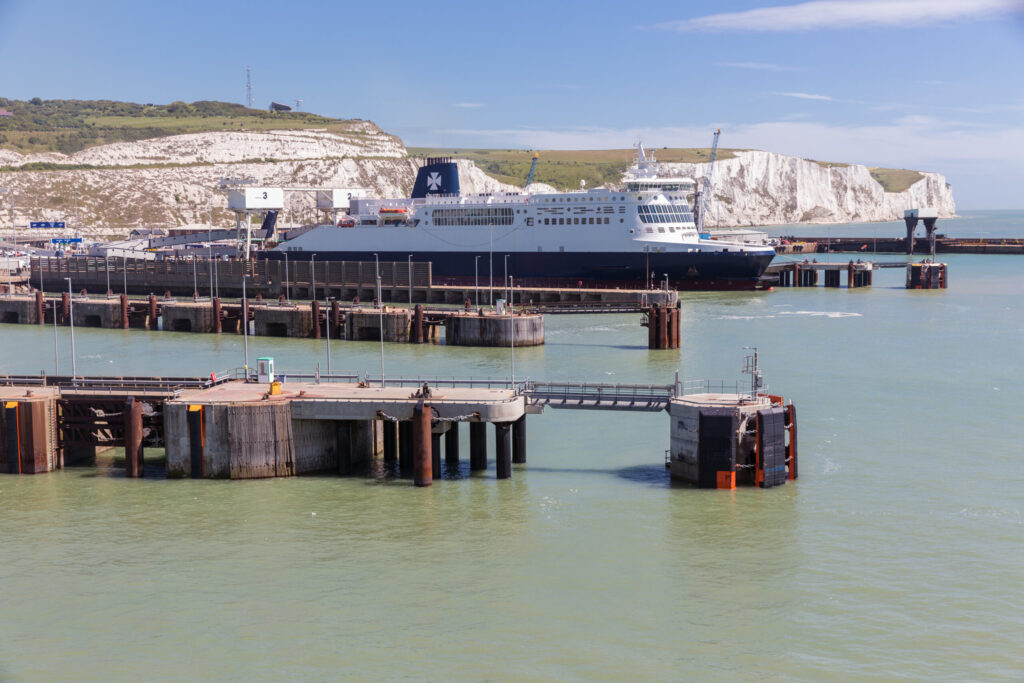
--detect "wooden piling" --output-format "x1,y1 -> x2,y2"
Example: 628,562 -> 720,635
311,300 -> 321,339
413,401 -> 432,486
647,306 -> 658,349
148,294 -> 159,330
119,293 -> 129,329
445,422 -> 460,465
787,403 -> 798,480
61,291 -> 70,324
124,396 -> 144,478
512,415 -> 526,464
330,299 -> 341,338
495,422 -> 512,479
35,291 -> 44,325
469,422 -> 487,471
413,304 -> 425,343
213,297 -> 222,333
657,305 -> 669,349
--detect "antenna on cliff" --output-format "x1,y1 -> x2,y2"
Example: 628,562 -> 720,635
295,99 -> 303,111
246,66 -> 253,108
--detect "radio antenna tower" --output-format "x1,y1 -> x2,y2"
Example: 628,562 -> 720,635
246,66 -> 253,108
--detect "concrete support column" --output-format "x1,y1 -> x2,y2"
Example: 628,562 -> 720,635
469,421 -> 487,471
350,420 -> 372,467
61,291 -> 70,324
382,420 -> 397,463
431,432 -> 442,479
647,306 -> 658,348
124,397 -> 144,478
413,401 -> 432,487
445,422 -> 460,465
512,415 -> 526,464
35,291 -> 44,325
336,421 -> 353,475
495,422 -> 512,479
904,217 -> 918,255
398,421 -> 413,474
923,217 -> 937,257
657,305 -> 669,349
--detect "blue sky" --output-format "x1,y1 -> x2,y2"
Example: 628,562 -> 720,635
1,0 -> 1022,208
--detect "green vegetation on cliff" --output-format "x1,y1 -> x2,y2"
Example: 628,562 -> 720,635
408,147 -> 740,190
0,98 -> 362,154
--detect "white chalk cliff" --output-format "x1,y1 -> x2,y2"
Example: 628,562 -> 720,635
0,128 -> 953,234
662,150 -> 955,227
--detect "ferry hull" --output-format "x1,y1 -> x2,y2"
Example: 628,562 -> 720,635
265,250 -> 774,290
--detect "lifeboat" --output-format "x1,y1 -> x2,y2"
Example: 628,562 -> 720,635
337,217 -> 356,228
379,207 -> 408,215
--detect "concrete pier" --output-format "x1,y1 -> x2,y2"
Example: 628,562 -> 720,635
162,302 -> 219,333
344,308 -> 413,342
906,262 -> 948,289
668,393 -> 796,488
253,304 -> 314,337
0,387 -> 60,474
164,381 -> 524,480
645,305 -> 680,350
445,312 -> 544,347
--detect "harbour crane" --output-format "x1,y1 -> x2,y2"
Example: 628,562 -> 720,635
525,152 -> 540,186
696,128 -> 721,235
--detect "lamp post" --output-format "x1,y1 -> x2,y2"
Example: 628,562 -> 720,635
192,255 -> 199,300
105,255 -> 110,298
407,254 -> 412,305
242,274 -> 249,379
65,277 -> 76,379
374,252 -> 384,386
52,288 -> 59,375
123,255 -> 128,296
474,256 -> 479,306
310,253 -> 317,302
509,276 -> 515,386
488,223 -> 493,306
284,251 -> 290,302
208,219 -> 214,299
326,297 -> 332,376
503,254 -> 509,303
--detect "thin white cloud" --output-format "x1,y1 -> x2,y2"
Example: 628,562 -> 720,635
427,118 -> 1024,167
717,61 -> 800,71
659,0 -> 1023,32
774,92 -> 831,101
453,102 -> 484,108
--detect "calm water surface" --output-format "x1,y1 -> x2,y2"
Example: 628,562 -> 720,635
1,216 -> 1022,680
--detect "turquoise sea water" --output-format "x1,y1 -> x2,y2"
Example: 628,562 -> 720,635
1,214 -> 1022,680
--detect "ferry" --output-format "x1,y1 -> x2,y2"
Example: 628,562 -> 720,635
273,145 -> 775,289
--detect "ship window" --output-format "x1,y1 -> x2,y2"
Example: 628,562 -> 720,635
658,227 -> 666,233
646,228 -> 654,233
604,218 -> 609,224
559,218 -> 564,225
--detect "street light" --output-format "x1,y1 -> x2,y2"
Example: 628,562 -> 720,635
503,254 -> 509,303
488,223 -> 493,306
65,277 -> 76,379
326,297 -> 332,376
509,276 -> 515,386
284,251 -> 290,302
242,274 -> 249,379
105,255 -> 110,298
310,253 -> 317,302
474,256 -> 480,306
407,254 -> 412,305
52,288 -> 59,375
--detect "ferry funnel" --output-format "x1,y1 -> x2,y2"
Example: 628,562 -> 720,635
412,157 -> 460,198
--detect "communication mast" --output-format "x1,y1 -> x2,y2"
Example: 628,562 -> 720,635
246,66 -> 253,108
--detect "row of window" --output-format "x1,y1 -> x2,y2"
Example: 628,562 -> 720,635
638,204 -> 694,224
431,207 -> 514,226
538,196 -> 625,203
541,217 -> 612,226
626,182 -> 693,192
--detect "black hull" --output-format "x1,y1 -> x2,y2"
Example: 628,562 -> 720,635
266,250 -> 775,290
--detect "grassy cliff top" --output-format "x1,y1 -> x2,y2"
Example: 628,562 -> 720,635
408,147 -> 740,190
0,98 -> 366,154
411,147 -> 928,193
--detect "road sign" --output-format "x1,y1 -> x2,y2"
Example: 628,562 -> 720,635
50,237 -> 82,244
31,221 -> 66,229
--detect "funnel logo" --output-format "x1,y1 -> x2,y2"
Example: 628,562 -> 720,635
426,172 -> 443,191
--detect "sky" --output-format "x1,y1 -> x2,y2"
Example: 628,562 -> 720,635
1,0 -> 1023,208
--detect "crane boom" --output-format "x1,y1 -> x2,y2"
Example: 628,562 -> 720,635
526,152 -> 540,186
696,129 -> 721,234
